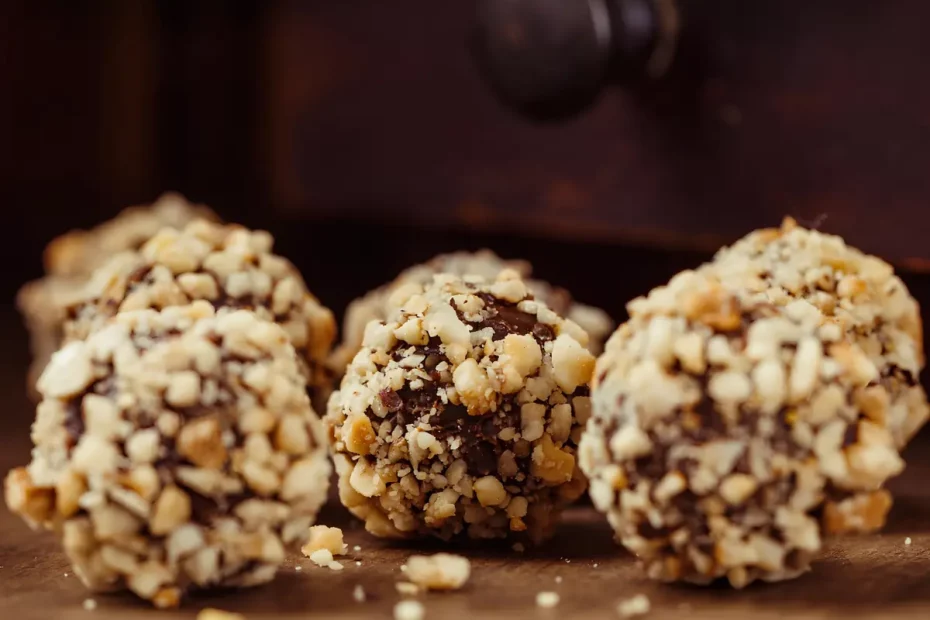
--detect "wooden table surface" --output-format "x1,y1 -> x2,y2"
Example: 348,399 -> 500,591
1,311 -> 930,620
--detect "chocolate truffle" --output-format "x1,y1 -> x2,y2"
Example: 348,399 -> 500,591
18,193 -> 217,396
709,218 -> 927,448
63,218 -> 336,407
5,303 -> 331,607
579,271 -> 904,587
326,270 -> 594,543
330,250 -> 612,376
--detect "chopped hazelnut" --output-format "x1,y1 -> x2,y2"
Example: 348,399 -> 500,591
301,525 -> 347,558
404,553 -> 471,591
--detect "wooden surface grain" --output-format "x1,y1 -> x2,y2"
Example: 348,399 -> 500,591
1,311 -> 930,619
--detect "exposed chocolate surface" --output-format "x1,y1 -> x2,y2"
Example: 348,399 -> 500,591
473,293 -> 539,339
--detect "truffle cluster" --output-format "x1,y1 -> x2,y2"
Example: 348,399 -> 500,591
5,304 -> 331,607
580,218 -> 926,587
330,250 -> 612,376
64,218 -> 337,406
326,270 -> 594,542
17,193 -> 216,395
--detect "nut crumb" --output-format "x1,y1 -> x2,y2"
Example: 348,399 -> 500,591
404,553 -> 471,591
394,600 -> 425,620
353,584 -> 366,603
83,599 -> 97,611
302,525 -> 348,557
308,548 -> 344,571
309,549 -> 334,567
396,582 -> 421,596
197,610 -> 246,620
354,545 -> 362,552
555,576 -> 563,584
905,537 -> 913,546
356,561 -> 362,567
536,591 -> 560,608
617,594 -> 651,618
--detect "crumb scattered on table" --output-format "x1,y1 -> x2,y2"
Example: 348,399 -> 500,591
512,543 -> 525,553
394,600 -> 425,620
617,594 -> 651,618
302,525 -> 348,557
555,576 -> 563,584
404,553 -> 471,591
82,599 -> 97,611
308,549 -> 344,571
397,582 -> 421,596
295,566 -> 302,571
353,585 -> 367,603
536,592 -> 560,608
905,537 -> 913,546
197,609 -> 246,620
356,561 -> 362,567
354,545 -> 362,552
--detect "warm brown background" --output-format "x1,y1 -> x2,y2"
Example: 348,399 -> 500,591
5,0 -> 930,362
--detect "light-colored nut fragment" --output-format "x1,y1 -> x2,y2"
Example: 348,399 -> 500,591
176,417 -> 227,469
342,414 -> 377,455
719,474 -> 758,506
531,434 -> 576,485
197,609 -> 246,620
536,591 -> 560,608
404,553 -> 471,591
503,333 -> 542,380
453,358 -> 494,414
394,600 -> 425,620
302,525 -> 347,557
150,486 -> 192,536
396,581 -> 421,596
617,594 -> 651,617
473,476 -> 507,507
275,414 -> 311,455
165,371 -> 201,408
823,490 -> 893,535
37,341 -> 94,398
551,335 -> 595,393
4,468 -> 54,524
350,459 -> 386,497
56,469 -> 87,518
520,403 -> 546,442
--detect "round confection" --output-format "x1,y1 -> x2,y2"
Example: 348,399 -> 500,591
63,218 -> 336,407
579,270 -> 904,588
4,303 -> 331,608
17,193 -> 218,398
708,217 -> 927,448
326,270 -> 595,543
330,250 -> 612,376
44,192 -> 218,278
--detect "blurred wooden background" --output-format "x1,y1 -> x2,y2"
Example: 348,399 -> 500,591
4,0 -> 930,320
